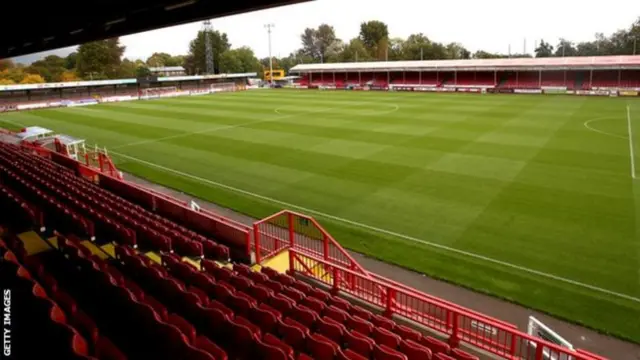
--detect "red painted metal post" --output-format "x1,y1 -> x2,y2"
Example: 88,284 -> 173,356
288,212 -> 295,248
510,331 -> 517,358
449,311 -> 460,348
535,341 -> 544,360
384,287 -> 395,318
253,223 -> 261,264
331,266 -> 340,295
323,233 -> 329,261
289,249 -> 295,274
245,231 -> 251,262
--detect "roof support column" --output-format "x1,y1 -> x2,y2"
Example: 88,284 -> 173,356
589,69 -> 593,89
419,71 -> 422,85
618,69 -> 621,88
387,71 -> 390,86
539,70 -> 542,88
358,71 -> 361,85
333,71 -> 335,84
494,70 -> 497,86
403,71 -> 405,84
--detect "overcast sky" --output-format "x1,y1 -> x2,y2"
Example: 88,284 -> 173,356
12,0 -> 640,63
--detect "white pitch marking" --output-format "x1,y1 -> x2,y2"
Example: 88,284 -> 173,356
627,105 -> 636,179
112,102 -> 361,150
105,150 -> 640,304
583,117 -> 628,140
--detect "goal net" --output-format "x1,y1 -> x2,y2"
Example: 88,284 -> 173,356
527,316 -> 573,360
209,82 -> 239,93
140,86 -> 179,100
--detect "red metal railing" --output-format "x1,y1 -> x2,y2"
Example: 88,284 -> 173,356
253,210 -> 370,277
289,249 -> 600,360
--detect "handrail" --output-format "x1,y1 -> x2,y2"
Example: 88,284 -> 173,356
289,249 -> 601,360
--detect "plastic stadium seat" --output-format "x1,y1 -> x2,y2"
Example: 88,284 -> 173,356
351,306 -> 373,321
329,296 -> 351,312
208,299 -> 234,318
297,354 -> 314,360
301,296 -> 326,314
374,344 -> 408,360
325,305 -> 349,324
263,332 -> 295,359
250,306 -> 280,334
372,314 -> 396,331
283,286 -> 306,303
248,270 -> 269,284
347,315 -> 374,336
344,330 -> 375,358
270,293 -> 296,315
395,324 -> 422,343
275,273 -> 296,287
277,317 -> 309,351
422,336 -> 451,355
290,304 -> 319,328
434,353 -> 456,360
195,335 -> 228,360
339,348 -> 369,360
373,326 -> 401,349
189,286 -> 210,306
229,291 -> 257,317
230,273 -> 253,293
201,307 -> 230,340
229,317 -> 258,356
306,332 -> 339,360
316,316 -> 347,343
95,336 -> 127,360
233,263 -> 252,277
400,339 -> 432,360
451,348 -> 479,360
308,287 -> 330,302
265,279 -> 285,293
192,272 -> 217,296
236,315 -> 262,338
248,283 -> 274,303
259,302 -> 282,319
261,266 -> 279,278
168,313 -> 197,344
72,310 -> 100,348
212,282 -> 234,303
292,280 -> 312,295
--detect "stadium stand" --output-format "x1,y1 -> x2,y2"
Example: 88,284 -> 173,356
0,125 -> 610,360
290,55 -> 640,92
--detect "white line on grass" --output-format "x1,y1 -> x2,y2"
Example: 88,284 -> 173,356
583,117 -> 628,140
627,105 -> 636,179
107,150 -> 640,304
111,103 -> 361,150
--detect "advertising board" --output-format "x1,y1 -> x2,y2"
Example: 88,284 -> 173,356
514,89 -> 542,94
456,88 -> 481,93
619,90 -> 638,96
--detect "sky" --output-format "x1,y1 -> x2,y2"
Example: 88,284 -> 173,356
12,0 -> 640,64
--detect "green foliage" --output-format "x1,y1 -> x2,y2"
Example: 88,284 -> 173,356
65,52 -> 77,70
219,47 -> 261,74
0,59 -> 14,71
145,52 -> 184,68
136,66 -> 152,78
359,20 -> 389,56
118,58 -> 138,78
19,73 -> 45,84
76,38 -> 125,79
185,29 -> 231,74
300,24 -> 341,63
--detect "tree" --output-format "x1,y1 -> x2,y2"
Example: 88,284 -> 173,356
387,38 -> 405,61
446,42 -> 470,59
0,67 -> 26,83
76,38 -> 125,79
65,52 -> 77,70
218,47 -> 261,74
117,58 -> 138,78
300,24 -> 341,62
136,66 -> 152,78
0,78 -> 15,85
0,59 -> 14,71
146,52 -> 172,67
359,20 -> 389,57
402,33 -> 431,60
29,55 -> 66,82
60,70 -> 80,82
20,74 -> 45,84
554,38 -> 577,57
535,40 -> 554,57
166,55 -> 185,67
186,29 -> 231,74
339,38 -> 372,62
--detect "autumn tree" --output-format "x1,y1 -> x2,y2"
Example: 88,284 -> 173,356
185,29 -> 230,74
300,24 -> 341,63
76,38 -> 125,79
20,74 -> 45,84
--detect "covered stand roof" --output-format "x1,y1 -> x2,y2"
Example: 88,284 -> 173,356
15,126 -> 54,140
290,55 -> 640,73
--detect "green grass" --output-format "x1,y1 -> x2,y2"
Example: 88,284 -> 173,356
2,90 -> 639,342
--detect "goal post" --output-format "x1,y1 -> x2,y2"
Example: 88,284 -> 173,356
527,316 -> 573,360
209,82 -> 239,93
140,86 -> 179,100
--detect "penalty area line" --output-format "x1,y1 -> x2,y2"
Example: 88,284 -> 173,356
107,149 -> 640,304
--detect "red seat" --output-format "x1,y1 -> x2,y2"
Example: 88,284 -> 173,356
208,299 -> 234,318
324,305 -> 349,324
264,332 -> 295,359
351,306 -> 373,321
248,271 -> 269,284
233,263 -> 252,277
229,316 -> 258,357
72,310 -> 99,348
230,273 -> 252,293
249,283 -> 274,303
347,315 -> 374,336
277,317 -> 308,351
374,344 -> 408,360
275,273 -> 296,287
395,325 -> 422,343
308,287 -> 330,302
143,295 -> 169,321
400,339 -> 432,360
422,336 -> 450,355
290,304 -> 318,328
95,336 -> 127,360
301,296 -> 326,314
306,332 -> 339,360
168,313 -> 197,344
328,296 -> 351,312
192,272 -> 216,296
451,348 -> 479,360
189,286 -> 210,306
373,326 -> 401,349
270,293 -> 296,315
265,279 -> 285,293
228,291 -> 257,317
195,335 -> 228,360
250,306 -> 279,333
256,335 -> 291,360
283,286 -> 306,303
434,353 -> 456,360
212,282 -> 234,302
316,316 -> 347,344
292,280 -> 312,294
372,314 -> 395,331
344,330 -> 375,358
261,266 -> 279,278
339,348 -> 369,360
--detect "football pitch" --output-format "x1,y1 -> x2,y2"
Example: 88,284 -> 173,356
1,90 -> 639,342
